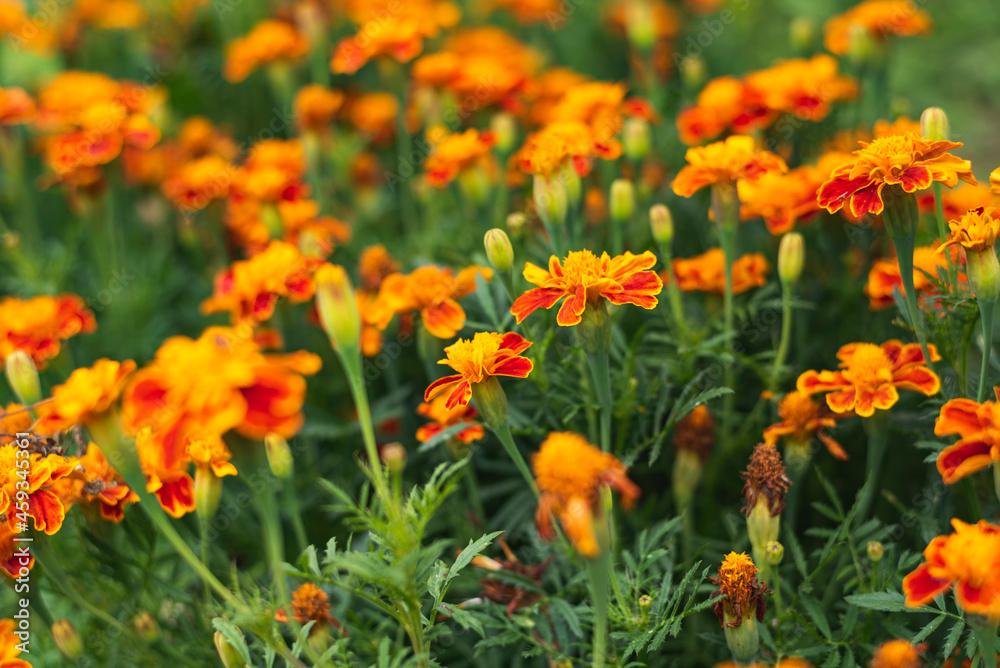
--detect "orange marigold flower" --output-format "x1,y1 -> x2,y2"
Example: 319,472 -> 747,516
161,154 -> 234,210
0,445 -> 75,535
744,55 -> 857,122
359,244 -> 400,291
865,244 -> 957,311
223,20 -> 310,83
672,404 -> 715,463
516,121 -> 614,176
817,133 -> 976,218
424,128 -> 496,188
672,135 -> 787,197
34,359 -> 136,435
917,183 -> 996,222
676,77 -> 770,146
187,432 -> 238,478
668,248 -> 770,295
738,165 -> 825,235
903,519 -> 1000,617
0,294 -> 96,369
52,442 -> 138,522
294,84 -> 344,132
763,391 -> 847,460
824,0 -> 932,56
275,583 -> 345,635
344,92 -> 399,141
0,86 -> 35,125
933,391 -> 1000,485
416,393 -> 485,445
0,404 -> 31,446
532,431 -> 639,557
939,206 -> 1000,254
0,617 -> 31,668
871,639 -> 925,668
200,240 -> 323,326
374,264 -> 492,339
797,340 -> 940,417
511,250 -> 661,326
710,552 -> 767,628
424,332 -> 533,409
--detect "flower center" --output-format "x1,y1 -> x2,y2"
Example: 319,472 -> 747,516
444,332 -> 502,383
717,552 -> 758,607
559,251 -> 605,286
778,391 -> 820,428
842,343 -> 894,389
945,529 -> 1000,588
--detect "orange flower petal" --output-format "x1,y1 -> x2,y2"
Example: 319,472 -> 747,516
936,437 -> 996,484
510,287 -> 563,324
903,563 -> 953,608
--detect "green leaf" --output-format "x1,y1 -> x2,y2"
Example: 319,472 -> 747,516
844,591 -> 910,612
821,650 -> 841,668
301,545 -> 320,576
801,593 -> 832,640
449,531 -> 504,583
211,618 -> 251,664
942,618 -> 966,659
911,613 -> 946,644
438,603 -> 485,637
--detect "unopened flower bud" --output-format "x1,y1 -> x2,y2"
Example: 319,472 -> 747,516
470,376 -> 509,432
969,249 -> 1000,304
380,442 -> 407,473
315,264 -> 361,351
533,174 -> 568,231
624,0 -> 655,51
778,232 -> 805,287
679,55 -> 706,90
484,228 -> 514,274
610,179 -> 636,222
649,204 -> 674,246
638,594 -> 653,611
490,113 -> 517,154
134,611 -> 160,642
789,17 -> 816,54
623,117 -> 651,162
194,466 -> 223,522
847,23 -> 877,66
264,433 -> 294,479
765,541 -> 784,566
867,541 -> 884,562
52,619 -> 83,659
723,613 -> 760,662
559,161 -> 582,210
920,107 -> 949,142
215,629 -> 246,668
506,212 -> 527,237
5,350 -> 41,405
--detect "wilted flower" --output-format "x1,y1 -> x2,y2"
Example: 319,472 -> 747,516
710,552 -> 767,661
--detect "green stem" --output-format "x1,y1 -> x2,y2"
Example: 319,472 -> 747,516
659,246 -> 688,340
284,479 -> 309,556
255,454 -> 290,607
932,182 -> 958,290
586,350 -> 613,452
585,543 -> 611,668
884,196 -> 933,367
33,538 -> 126,631
994,464 -> 1000,509
856,410 -> 891,527
713,184 -> 740,446
339,349 -> 393,512
978,298 -> 996,402
771,283 -> 794,391
495,422 -> 539,499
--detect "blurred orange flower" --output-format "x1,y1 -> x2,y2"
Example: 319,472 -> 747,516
870,639 -> 924,668
824,0 -> 931,56
35,358 -> 137,435
373,264 -> 492,339
668,248 -> 770,295
865,244 -> 958,310
424,128 -> 495,188
416,393 -> 485,445
0,294 -> 96,369
763,391 -> 847,460
294,84 -> 344,132
672,136 -> 787,197
223,20 -> 309,83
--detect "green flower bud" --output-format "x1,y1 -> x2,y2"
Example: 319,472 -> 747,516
967,248 -> 1000,304
867,541 -> 884,562
680,55 -> 706,90
470,376 -> 509,432
5,350 -> 41,406
133,611 -> 160,642
52,619 -> 83,659
649,204 -> 673,245
778,232 -> 805,287
194,466 -> 223,523
765,541 -> 784,566
623,117 -> 651,161
789,17 -> 817,54
610,179 -> 636,222
533,174 -> 568,231
264,433 -> 294,480
920,107 -> 949,142
490,113 -> 517,154
315,264 -> 361,351
484,228 -> 514,274
380,442 -> 407,473
214,629 -> 246,668
722,611 -> 759,663
624,0 -> 655,51
506,212 -> 527,238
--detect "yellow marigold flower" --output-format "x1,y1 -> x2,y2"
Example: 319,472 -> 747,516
532,432 -> 639,557
511,250 -> 661,326
275,583 -> 344,635
0,404 -> 31,446
870,639 -> 925,668
865,244 -> 958,311
0,443 -> 75,535
763,391 -> 847,460
818,132 -> 976,218
294,84 -> 344,132
939,207 -> 1000,254
0,294 -> 96,369
904,519 -> 1000,617
424,332 -> 533,410
51,442 -> 138,523
187,432 -> 238,478
672,135 -> 787,197
200,240 -> 323,327
424,129 -> 496,188
824,0 -> 931,56
223,19 -> 309,83
934,391 -> 1000,485
667,248 -> 770,295
710,552 -> 767,628
34,359 -> 136,435
373,264 -> 492,339
797,340 -> 940,417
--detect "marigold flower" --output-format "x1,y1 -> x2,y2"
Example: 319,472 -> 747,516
0,86 -> 35,125
824,0 -> 932,56
0,294 -> 96,369
161,155 -> 234,210
52,442 -> 138,522
934,392 -> 1000,485
676,77 -> 770,146
865,244 -> 957,311
424,332 -> 533,410
672,404 -> 715,463
424,129 -> 496,188
710,552 -> 767,628
738,166 -> 825,235
0,618 -> 31,668
0,523 -> 33,579
903,518 -> 1000,617
743,55 -> 857,122
416,394 -> 485,445
223,20 -> 310,83
344,92 -> 399,141
818,133 -> 976,218
0,445 -> 75,535
374,264 -> 492,339
532,431 -> 639,557
516,121 -> 614,176
200,240 -> 323,326
797,340 -> 940,417
34,359 -> 136,435
511,250 -> 661,326
358,244 -> 401,291
870,639 -> 925,668
672,135 -> 787,197
275,583 -> 344,635
668,248 -> 770,295
939,207 -> 1000,254
763,391 -> 847,460
294,84 -> 344,132
0,404 -> 31,446
917,183 -> 997,222
187,432 -> 238,479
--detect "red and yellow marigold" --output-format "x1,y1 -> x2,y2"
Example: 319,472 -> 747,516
373,264 -> 493,339
933,391 -> 1000,485
424,332 -> 533,410
0,295 -> 96,369
672,135 -> 787,197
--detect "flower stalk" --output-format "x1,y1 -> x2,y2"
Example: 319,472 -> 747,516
712,183 -> 740,441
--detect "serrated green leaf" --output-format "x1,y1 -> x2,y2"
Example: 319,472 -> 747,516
844,591 -> 910,612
